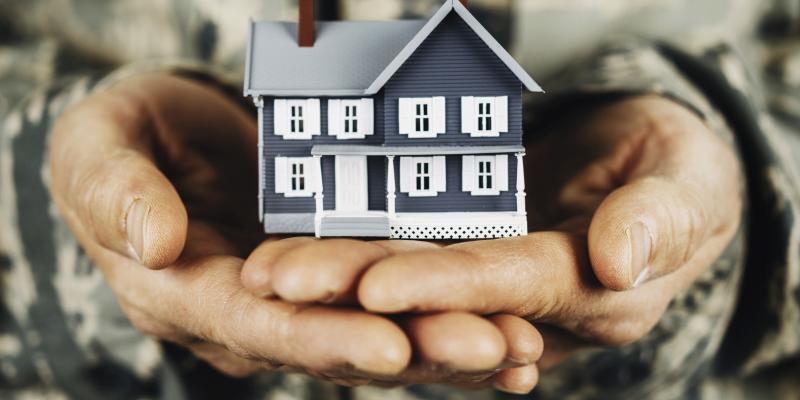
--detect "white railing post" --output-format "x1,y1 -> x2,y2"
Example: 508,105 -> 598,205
313,155 -> 324,237
515,152 -> 526,216
387,155 -> 396,217
255,96 -> 265,223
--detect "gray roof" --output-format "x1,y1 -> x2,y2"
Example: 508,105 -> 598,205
244,0 -> 542,97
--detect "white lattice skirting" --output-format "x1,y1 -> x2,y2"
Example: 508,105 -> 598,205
390,213 -> 527,240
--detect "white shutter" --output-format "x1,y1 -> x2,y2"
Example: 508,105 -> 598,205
461,96 -> 475,135
274,100 -> 288,136
274,157 -> 288,193
432,97 -> 446,135
306,99 -> 321,136
360,98 -> 374,136
495,96 -> 508,133
398,99 -> 413,135
462,156 -> 475,192
399,157 -> 413,192
328,99 -> 341,137
433,156 -> 446,192
496,155 -> 509,191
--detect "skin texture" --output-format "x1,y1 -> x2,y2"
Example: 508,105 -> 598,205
241,95 -> 743,381
48,73 -> 543,392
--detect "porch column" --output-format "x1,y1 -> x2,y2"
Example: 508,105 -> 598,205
515,152 -> 526,216
386,155 -> 396,217
255,96 -> 264,222
313,155 -> 324,237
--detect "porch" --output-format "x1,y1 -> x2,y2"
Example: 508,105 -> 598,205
318,212 -> 527,239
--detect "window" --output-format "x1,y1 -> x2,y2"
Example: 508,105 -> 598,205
328,99 -> 374,139
415,103 -> 430,134
414,159 -> 432,192
274,157 -> 315,197
461,155 -> 508,196
274,99 -> 321,139
476,157 -> 494,191
399,156 -> 446,196
477,101 -> 492,132
344,104 -> 358,134
290,161 -> 307,192
398,97 -> 446,138
461,96 -> 508,137
290,104 -> 305,134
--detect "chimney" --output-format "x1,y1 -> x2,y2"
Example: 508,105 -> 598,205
298,0 -> 315,47
459,0 -> 469,6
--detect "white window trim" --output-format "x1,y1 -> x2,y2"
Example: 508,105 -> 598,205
275,157 -> 315,197
409,157 -> 436,197
339,100 -> 364,139
471,155 -> 499,196
461,96 -> 508,137
274,99 -> 320,140
399,97 -> 446,138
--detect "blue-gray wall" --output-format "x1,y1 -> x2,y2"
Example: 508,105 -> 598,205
262,11 -> 524,216
392,155 -> 518,213
382,13 -> 523,147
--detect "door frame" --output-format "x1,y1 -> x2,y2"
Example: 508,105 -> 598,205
334,155 -> 369,213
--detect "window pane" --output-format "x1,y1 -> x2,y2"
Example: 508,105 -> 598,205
486,103 -> 491,113
299,177 -> 305,190
299,120 -> 304,132
416,104 -> 421,114
298,107 -> 303,117
423,119 -> 429,131
486,118 -> 492,131
416,118 -> 421,132
416,176 -> 422,190
485,162 -> 491,173
487,176 -> 492,188
353,120 -> 358,133
423,176 -> 430,190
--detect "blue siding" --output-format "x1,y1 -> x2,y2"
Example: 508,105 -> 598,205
393,155 -> 517,213
261,12 -> 525,217
368,156 -> 387,211
262,95 -> 384,214
383,13 -> 523,146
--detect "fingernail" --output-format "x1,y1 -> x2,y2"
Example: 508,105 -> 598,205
126,199 -> 149,263
626,222 -> 652,288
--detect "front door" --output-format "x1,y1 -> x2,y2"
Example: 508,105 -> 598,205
335,155 -> 368,212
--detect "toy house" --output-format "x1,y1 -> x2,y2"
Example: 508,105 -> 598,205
243,0 -> 542,239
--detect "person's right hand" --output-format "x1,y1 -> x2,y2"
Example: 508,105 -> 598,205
48,73 -> 543,392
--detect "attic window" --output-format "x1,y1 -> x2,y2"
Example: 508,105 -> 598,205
477,101 -> 492,132
415,103 -> 430,134
344,104 -> 358,134
274,99 -> 321,140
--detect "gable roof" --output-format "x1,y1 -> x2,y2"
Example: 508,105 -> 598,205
244,0 -> 542,97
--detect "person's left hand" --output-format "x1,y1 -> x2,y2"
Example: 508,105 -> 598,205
241,95 -> 743,370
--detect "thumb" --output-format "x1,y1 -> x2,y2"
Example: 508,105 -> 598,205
587,100 -> 741,291
67,150 -> 187,269
51,101 -> 188,269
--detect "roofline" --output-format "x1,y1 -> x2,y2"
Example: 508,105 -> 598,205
364,0 -> 542,95
451,1 -> 543,92
245,89 -> 367,97
243,18 -> 255,96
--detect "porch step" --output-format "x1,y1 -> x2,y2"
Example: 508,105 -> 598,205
319,215 -> 391,237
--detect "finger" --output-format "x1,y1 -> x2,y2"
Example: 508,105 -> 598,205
187,341 -> 264,378
489,315 -> 543,365
401,312 -> 507,372
270,239 -> 389,303
50,97 -> 188,269
493,365 -> 539,395
241,237 -> 317,297
587,106 -> 742,290
358,232 -> 591,319
160,257 -> 412,376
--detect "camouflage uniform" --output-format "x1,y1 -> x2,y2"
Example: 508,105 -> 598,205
0,0 -> 798,399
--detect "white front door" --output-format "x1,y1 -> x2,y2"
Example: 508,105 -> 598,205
335,155 -> 368,212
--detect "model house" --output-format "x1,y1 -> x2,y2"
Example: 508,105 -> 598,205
243,0 -> 542,239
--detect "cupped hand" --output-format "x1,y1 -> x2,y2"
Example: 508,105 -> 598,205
241,95 -> 743,370
49,73 -> 543,392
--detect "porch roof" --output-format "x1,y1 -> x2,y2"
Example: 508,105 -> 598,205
310,145 -> 525,156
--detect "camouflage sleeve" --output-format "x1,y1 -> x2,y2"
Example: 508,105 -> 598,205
0,32 -> 253,396
529,26 -> 800,399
